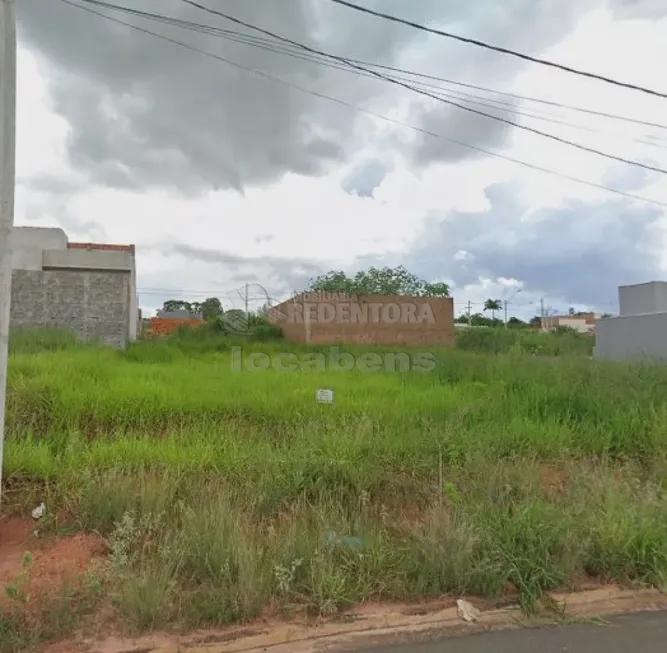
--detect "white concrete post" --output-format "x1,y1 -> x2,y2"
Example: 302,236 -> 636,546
0,0 -> 16,509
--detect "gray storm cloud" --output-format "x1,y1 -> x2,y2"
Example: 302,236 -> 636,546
608,0 -> 667,19
162,242 -> 325,294
15,0 -> 644,194
357,178 -> 665,309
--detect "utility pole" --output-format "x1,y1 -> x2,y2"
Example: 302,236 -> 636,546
466,300 -> 471,326
0,0 -> 16,510
503,288 -> 522,329
244,283 -> 249,318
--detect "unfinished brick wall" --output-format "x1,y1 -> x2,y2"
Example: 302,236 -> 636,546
68,242 -> 136,255
148,317 -> 203,337
269,294 -> 454,347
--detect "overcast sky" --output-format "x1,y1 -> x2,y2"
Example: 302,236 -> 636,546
13,0 -> 667,318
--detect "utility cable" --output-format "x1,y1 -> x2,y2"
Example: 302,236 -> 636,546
79,0 -> 667,132
75,1 -> 667,150
76,1 -> 667,150
180,0 -> 667,176
59,0 -> 667,207
328,0 -> 667,100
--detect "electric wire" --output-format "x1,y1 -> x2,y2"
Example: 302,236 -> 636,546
70,4 -> 664,150
59,0 -> 667,207
78,0 -> 667,132
328,0 -> 667,100
179,0 -> 667,176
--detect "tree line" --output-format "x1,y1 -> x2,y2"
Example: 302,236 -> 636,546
160,298 -> 223,321
158,266 -> 605,328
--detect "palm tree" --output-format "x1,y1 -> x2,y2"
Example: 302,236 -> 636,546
483,298 -> 502,320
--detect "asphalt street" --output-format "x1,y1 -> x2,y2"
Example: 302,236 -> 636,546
360,610 -> 667,653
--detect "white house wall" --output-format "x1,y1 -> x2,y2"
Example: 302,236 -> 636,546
594,312 -> 667,362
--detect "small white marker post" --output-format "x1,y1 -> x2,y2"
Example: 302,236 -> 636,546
315,389 -> 334,404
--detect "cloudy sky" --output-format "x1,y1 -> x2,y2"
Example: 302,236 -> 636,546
13,0 -> 667,318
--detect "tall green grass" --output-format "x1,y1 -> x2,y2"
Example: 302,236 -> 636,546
455,325 -> 593,356
1,328 -> 667,649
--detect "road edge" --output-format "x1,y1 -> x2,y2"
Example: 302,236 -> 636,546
79,586 -> 667,653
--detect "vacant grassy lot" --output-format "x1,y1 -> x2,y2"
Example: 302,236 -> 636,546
1,327 -> 667,650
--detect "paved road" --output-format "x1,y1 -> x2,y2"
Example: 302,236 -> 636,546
360,611 -> 667,653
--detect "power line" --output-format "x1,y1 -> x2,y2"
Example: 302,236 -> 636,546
328,0 -> 667,100
180,0 -> 667,176
59,0 -> 667,207
365,67 -> 667,133
76,3 -> 667,152
78,0 -> 667,133
138,281 -> 272,296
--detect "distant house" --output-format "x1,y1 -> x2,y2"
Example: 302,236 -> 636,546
148,309 -> 204,337
541,312 -> 599,334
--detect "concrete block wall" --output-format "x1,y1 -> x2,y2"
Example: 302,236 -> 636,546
44,248 -> 134,271
9,227 -> 137,349
11,269 -> 131,349
68,241 -> 138,341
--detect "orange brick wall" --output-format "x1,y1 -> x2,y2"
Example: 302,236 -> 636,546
148,317 -> 202,337
269,295 -> 454,347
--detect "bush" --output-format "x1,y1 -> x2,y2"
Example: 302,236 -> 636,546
248,323 -> 282,341
455,326 -> 592,357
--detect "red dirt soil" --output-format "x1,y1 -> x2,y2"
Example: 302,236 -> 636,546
539,465 -> 569,497
0,516 -> 105,608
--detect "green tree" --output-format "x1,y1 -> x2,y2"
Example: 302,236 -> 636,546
307,265 -> 449,297
422,281 -> 451,297
529,315 -> 542,327
201,297 -> 223,321
162,299 -> 192,313
507,316 -> 526,328
483,298 -> 502,320
459,312 -> 503,327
